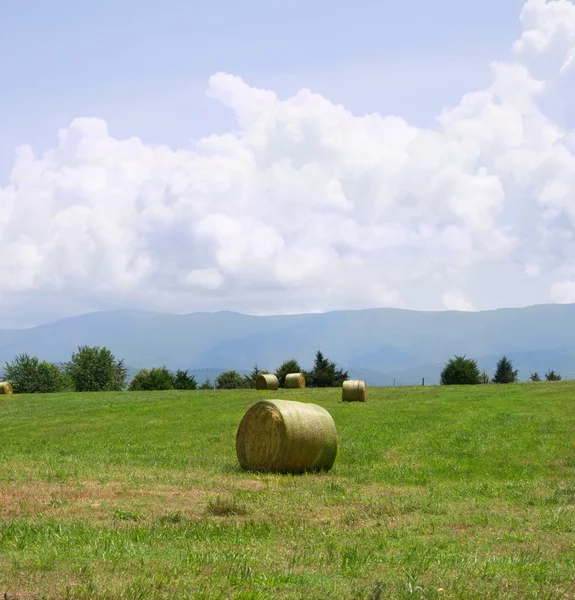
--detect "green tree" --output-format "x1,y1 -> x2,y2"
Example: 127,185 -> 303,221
530,372 -> 541,382
65,345 -> 127,392
479,369 -> 490,384
243,364 -> 266,388
36,361 -> 73,393
307,350 -> 348,387
129,366 -> 174,391
545,369 -> 561,381
4,354 -> 40,394
492,355 -> 518,384
275,359 -> 303,388
3,354 -> 71,393
173,369 -> 197,390
440,355 -> 481,385
199,378 -> 214,390
215,370 -> 246,390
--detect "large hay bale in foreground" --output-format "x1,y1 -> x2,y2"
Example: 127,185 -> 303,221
342,380 -> 367,402
255,373 -> 279,391
285,372 -> 306,389
0,382 -> 13,395
236,399 -> 338,473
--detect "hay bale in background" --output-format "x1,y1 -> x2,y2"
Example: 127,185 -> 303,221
236,399 -> 338,473
285,373 -> 306,389
342,380 -> 367,402
0,382 -> 13,395
255,373 -> 279,391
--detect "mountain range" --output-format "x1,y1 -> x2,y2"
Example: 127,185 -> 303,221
1,303 -> 575,385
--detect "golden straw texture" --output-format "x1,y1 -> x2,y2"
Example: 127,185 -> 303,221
255,373 -> 279,390
236,399 -> 338,473
285,372 -> 306,388
0,382 -> 13,395
342,380 -> 367,402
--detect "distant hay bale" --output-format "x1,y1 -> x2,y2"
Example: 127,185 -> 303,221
255,373 -> 279,390
342,380 -> 367,402
285,372 -> 306,389
0,382 -> 13,395
236,399 -> 338,473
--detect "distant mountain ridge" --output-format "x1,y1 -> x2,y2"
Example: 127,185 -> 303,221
1,304 -> 575,385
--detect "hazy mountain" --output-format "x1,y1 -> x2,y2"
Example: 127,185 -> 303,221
1,304 -> 574,385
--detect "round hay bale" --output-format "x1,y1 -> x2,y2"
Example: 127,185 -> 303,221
255,373 -> 279,391
285,372 -> 306,389
342,380 -> 367,402
236,399 -> 338,473
0,382 -> 13,395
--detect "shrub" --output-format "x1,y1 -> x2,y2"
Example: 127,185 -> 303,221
545,370 -> 562,381
199,379 -> 214,390
492,355 -> 518,384
129,366 -> 175,391
440,355 -> 481,385
215,370 -> 246,390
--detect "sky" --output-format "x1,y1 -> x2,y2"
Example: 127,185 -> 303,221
1,0 -> 575,328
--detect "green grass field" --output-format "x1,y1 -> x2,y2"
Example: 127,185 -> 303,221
1,383 -> 574,599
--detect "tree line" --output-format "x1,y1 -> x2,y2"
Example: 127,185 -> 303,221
440,355 -> 562,385
2,347 -> 348,394
211,351 -> 348,390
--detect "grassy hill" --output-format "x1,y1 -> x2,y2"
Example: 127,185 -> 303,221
1,383 -> 574,599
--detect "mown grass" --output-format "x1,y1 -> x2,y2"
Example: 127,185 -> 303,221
0,382 -> 574,599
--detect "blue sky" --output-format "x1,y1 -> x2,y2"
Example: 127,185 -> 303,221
1,0 -> 575,327
1,0 -> 525,180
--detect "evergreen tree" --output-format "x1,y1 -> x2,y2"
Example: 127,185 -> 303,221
243,364 -> 266,388
440,355 -> 481,385
492,355 -> 518,384
530,372 -> 541,382
544,369 -> 561,381
173,369 -> 197,390
479,369 -> 490,384
307,350 -> 348,388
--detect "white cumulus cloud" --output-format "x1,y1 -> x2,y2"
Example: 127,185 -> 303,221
2,0 -> 575,327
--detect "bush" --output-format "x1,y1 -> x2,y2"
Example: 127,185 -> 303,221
215,370 -> 247,390
199,379 -> 214,390
440,355 -> 481,385
275,359 -> 303,388
129,366 -> 175,391
3,354 -> 71,393
545,370 -> 561,381
492,355 -> 518,384
65,346 -> 127,392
